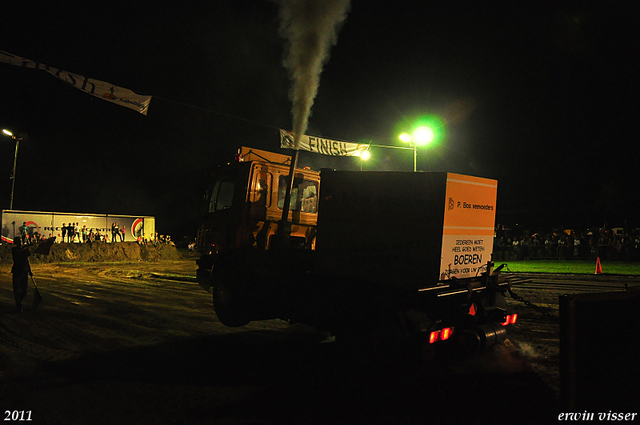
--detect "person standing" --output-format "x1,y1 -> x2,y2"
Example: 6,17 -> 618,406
11,237 -> 32,313
61,223 -> 67,243
120,225 -> 126,242
19,222 -> 28,244
67,223 -> 73,243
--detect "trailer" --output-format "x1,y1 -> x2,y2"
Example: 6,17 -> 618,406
197,147 -> 515,355
1,209 -> 155,244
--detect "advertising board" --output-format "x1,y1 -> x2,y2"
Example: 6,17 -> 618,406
1,210 -> 155,244
439,173 -> 498,280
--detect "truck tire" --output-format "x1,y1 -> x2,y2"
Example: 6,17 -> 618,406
213,280 -> 250,327
211,252 -> 251,327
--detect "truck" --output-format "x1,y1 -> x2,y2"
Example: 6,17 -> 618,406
196,146 -> 516,356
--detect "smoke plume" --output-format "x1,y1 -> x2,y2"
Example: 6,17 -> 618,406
277,0 -> 351,146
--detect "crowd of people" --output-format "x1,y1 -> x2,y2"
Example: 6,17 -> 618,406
55,222 -> 127,244
16,222 -> 44,245
137,234 -> 174,246
14,221 -> 133,245
9,221 -> 176,247
494,228 -> 640,262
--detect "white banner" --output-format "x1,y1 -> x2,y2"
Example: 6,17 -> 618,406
0,50 -> 151,115
280,129 -> 369,157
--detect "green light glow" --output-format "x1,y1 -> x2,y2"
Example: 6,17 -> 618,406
413,115 -> 445,145
413,126 -> 434,146
397,114 -> 445,148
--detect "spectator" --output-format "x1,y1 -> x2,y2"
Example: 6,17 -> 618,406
573,236 -> 581,258
11,237 -> 32,313
19,222 -> 28,244
558,236 -> 566,258
512,237 -> 522,260
67,223 -> 74,243
111,223 -> 119,243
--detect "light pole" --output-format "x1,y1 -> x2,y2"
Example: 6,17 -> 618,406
398,133 -> 417,172
2,129 -> 22,210
399,126 -> 434,172
356,147 -> 370,171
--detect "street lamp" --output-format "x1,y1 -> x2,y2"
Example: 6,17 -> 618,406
2,129 -> 22,210
399,126 -> 434,172
356,148 -> 370,171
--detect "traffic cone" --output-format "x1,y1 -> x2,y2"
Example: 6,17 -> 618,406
595,257 -> 603,274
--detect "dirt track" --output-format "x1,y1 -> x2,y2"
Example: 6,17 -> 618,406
0,241 -> 182,264
0,255 -> 559,425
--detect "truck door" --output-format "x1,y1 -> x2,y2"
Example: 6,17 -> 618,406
199,164 -> 250,252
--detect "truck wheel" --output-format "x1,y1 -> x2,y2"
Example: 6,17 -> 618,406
213,278 -> 250,327
212,253 -> 251,327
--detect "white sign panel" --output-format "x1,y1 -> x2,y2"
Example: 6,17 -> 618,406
280,129 -> 368,157
439,174 -> 498,280
0,50 -> 151,115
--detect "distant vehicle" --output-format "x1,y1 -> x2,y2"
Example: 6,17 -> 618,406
196,147 -> 517,356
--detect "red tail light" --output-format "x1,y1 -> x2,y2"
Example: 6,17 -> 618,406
440,327 -> 452,341
501,314 -> 518,326
429,328 -> 454,344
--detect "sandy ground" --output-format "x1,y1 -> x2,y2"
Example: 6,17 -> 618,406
0,256 -> 560,425
505,273 -> 640,411
0,241 -> 182,264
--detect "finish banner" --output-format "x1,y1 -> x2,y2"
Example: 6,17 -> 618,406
279,129 -> 369,157
0,50 -> 151,115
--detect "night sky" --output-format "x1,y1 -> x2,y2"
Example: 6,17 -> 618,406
1,1 -> 639,239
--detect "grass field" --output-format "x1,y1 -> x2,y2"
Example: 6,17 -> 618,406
494,260 -> 640,275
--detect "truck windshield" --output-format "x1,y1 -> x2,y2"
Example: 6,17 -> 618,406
277,176 -> 318,213
209,179 -> 235,212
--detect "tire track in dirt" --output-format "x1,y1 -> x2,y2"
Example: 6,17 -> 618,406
0,260 -> 202,380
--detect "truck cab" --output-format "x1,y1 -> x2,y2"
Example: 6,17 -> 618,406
196,147 -> 319,291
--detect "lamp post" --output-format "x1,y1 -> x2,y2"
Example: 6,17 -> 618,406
398,133 -> 417,172
399,126 -> 434,172
2,129 -> 21,210
356,147 -> 370,171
